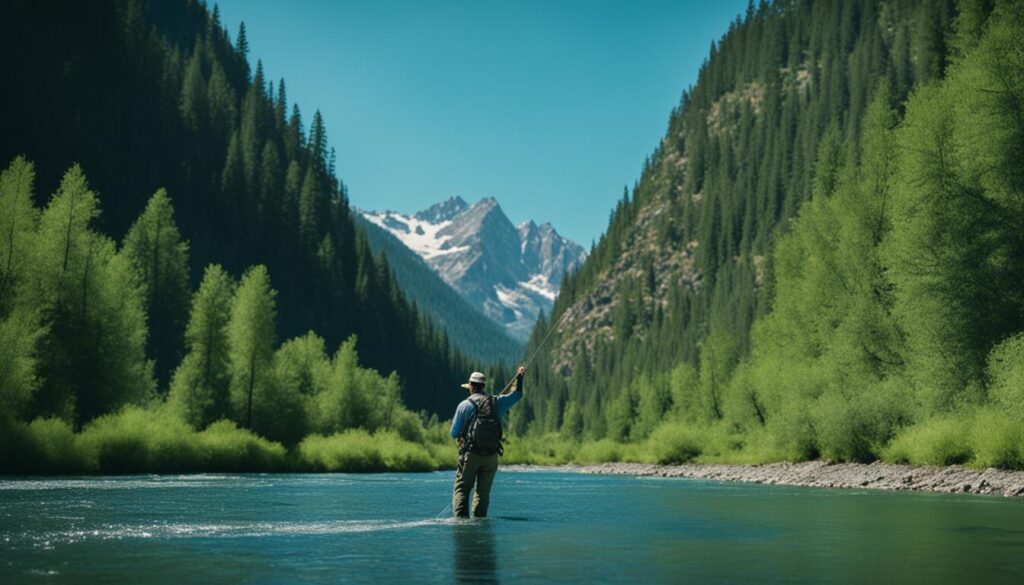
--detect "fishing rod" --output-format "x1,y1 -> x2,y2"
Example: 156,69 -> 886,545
498,309 -> 572,395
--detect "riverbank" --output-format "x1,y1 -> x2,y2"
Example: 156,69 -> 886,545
505,461 -> 1024,497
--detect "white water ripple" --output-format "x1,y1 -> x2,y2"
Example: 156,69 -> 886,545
10,518 -> 459,547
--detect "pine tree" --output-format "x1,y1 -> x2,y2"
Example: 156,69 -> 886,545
180,38 -> 207,137
236,21 -> 250,80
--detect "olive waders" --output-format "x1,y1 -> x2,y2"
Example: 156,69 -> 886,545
453,451 -> 499,518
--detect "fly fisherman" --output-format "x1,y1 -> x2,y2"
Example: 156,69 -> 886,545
450,366 -> 525,518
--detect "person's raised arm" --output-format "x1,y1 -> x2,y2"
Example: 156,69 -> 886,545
497,367 -> 525,418
500,366 -> 525,396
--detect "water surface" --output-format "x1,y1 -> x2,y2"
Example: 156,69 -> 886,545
2,471 -> 1023,583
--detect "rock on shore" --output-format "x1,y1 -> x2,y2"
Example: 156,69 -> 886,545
507,461 -> 1024,497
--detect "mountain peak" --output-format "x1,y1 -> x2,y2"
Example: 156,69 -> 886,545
519,219 -> 539,231
472,197 -> 501,212
360,197 -> 586,341
414,196 -> 469,223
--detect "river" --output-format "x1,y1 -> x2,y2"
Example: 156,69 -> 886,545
2,471 -> 1022,583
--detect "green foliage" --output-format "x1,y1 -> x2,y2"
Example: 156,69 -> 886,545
667,363 -> 701,422
79,405 -> 205,473
29,165 -> 155,425
0,156 -> 39,310
987,334 -> 1024,420
0,418 -> 89,474
197,419 -> 288,472
645,422 -> 703,464
883,416 -> 972,466
306,336 -> 408,437
168,264 -> 235,429
227,265 -> 277,432
969,407 -> 1024,470
0,409 -> 286,474
0,308 -> 43,422
604,385 -> 636,442
121,189 -> 190,387
274,331 -> 331,398
882,0 -> 1024,412
296,430 -> 440,472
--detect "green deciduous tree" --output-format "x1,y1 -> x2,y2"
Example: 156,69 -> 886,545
31,165 -> 155,425
122,189 -> 190,387
169,264 -> 234,429
307,336 -> 404,436
227,264 -> 277,432
0,156 -> 39,311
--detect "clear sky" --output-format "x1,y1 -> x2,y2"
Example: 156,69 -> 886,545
215,0 -> 749,246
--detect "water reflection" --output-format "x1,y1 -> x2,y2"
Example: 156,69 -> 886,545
453,520 -> 498,584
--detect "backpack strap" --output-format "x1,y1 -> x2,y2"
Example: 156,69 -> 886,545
458,395 -> 486,451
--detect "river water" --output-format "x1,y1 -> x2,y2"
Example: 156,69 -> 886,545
1,470 -> 1022,583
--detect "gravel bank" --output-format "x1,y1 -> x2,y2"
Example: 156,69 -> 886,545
506,461 -> 1024,497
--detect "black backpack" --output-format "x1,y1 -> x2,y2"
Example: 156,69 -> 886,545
463,394 -> 503,456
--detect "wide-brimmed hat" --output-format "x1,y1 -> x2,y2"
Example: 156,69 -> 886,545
460,371 -> 486,391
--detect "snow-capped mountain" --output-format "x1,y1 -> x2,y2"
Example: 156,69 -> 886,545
360,197 -> 587,340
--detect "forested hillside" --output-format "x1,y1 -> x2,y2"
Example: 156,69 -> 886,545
0,0 -> 474,416
515,0 -> 1024,469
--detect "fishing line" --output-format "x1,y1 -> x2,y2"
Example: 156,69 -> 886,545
435,503 -> 452,519
498,308 -> 571,394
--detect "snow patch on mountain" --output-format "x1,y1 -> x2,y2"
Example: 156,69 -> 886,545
361,213 -> 468,259
359,197 -> 586,340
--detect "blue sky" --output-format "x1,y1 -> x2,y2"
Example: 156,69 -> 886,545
215,0 -> 749,245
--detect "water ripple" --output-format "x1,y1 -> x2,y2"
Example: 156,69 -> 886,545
8,518 -> 459,548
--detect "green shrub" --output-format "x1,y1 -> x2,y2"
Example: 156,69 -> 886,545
27,417 -> 92,472
297,430 -> 381,471
198,419 -> 287,471
644,422 -> 703,464
78,406 -> 200,473
64,407 -> 286,474
988,334 -> 1024,420
376,431 -> 438,471
296,429 -> 440,472
573,439 -> 624,464
883,416 -> 972,466
500,433 -> 575,465
0,417 -> 93,474
390,409 -> 427,443
969,408 -> 1024,470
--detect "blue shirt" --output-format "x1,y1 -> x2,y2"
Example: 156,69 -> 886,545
450,386 -> 523,439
